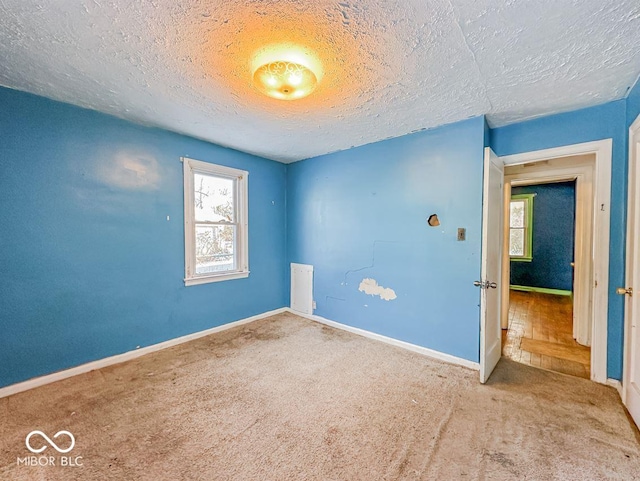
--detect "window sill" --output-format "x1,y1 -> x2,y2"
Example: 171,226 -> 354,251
184,271 -> 249,286
510,257 -> 533,263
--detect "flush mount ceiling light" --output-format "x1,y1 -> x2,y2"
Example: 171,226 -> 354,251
253,61 -> 318,100
251,45 -> 322,101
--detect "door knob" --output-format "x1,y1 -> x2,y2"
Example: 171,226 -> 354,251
474,281 -> 497,289
616,287 -> 633,296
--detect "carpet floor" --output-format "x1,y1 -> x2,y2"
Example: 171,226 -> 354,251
1,312 -> 639,480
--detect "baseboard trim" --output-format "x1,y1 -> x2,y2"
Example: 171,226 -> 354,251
0,307 -> 287,399
288,308 -> 480,371
606,378 -> 623,397
1,306 -> 481,398
510,285 -> 572,296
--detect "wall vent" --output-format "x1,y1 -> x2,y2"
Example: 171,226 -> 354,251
291,263 -> 314,315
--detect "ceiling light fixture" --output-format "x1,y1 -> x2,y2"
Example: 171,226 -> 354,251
253,60 -> 318,100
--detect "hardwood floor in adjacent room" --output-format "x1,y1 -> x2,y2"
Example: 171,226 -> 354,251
502,290 -> 591,379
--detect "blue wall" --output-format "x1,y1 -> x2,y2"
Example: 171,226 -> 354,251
287,117 -> 486,362
0,87 -> 288,388
2,79 -> 638,388
510,182 -> 576,291
628,76 -> 640,128
484,118 -> 491,148
491,101 -> 627,380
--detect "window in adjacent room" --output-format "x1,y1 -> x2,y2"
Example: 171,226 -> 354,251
182,157 -> 248,286
509,193 -> 534,261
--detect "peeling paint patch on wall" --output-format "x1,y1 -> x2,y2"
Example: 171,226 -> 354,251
358,278 -> 397,301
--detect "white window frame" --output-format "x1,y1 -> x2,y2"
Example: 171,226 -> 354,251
182,157 -> 249,286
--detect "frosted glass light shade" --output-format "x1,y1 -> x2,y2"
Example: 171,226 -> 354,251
253,61 -> 318,100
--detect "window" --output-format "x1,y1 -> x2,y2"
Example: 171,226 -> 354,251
509,193 -> 534,261
182,157 -> 248,286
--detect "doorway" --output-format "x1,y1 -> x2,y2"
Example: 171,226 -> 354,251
492,141 -> 611,384
501,178 -> 591,378
479,140 -> 612,384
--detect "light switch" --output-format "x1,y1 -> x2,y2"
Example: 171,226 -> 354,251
457,228 -> 466,241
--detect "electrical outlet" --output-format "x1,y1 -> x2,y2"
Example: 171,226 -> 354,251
457,228 -> 466,241
312,300 -> 317,310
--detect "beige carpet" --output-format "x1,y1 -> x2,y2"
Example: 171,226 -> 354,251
1,312 -> 639,480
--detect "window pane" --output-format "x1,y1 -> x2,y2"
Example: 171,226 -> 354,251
193,173 -> 234,223
509,228 -> 525,256
510,200 -> 526,228
195,224 -> 235,274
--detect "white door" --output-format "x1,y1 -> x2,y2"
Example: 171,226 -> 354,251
479,147 -> 504,383
623,117 -> 640,427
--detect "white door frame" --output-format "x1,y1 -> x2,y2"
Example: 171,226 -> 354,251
623,116 -> 640,416
503,161 -> 593,347
498,139 -> 612,384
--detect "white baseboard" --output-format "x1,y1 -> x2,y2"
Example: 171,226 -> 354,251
606,378 -> 623,397
287,308 -> 480,371
0,307 -> 287,399
1,306 -> 481,399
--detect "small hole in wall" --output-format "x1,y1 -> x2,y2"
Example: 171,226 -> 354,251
427,214 -> 440,227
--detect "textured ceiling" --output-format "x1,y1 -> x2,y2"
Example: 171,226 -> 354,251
0,1 -> 639,163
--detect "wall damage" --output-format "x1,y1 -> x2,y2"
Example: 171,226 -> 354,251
358,278 -> 397,301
